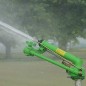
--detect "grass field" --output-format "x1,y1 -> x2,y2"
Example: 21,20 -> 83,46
0,49 -> 86,86
0,60 -> 86,86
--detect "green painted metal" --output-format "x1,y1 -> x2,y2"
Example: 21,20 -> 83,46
23,40 -> 85,80
41,40 -> 83,68
24,48 -> 78,74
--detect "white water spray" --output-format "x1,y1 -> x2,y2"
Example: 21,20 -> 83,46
0,21 -> 35,41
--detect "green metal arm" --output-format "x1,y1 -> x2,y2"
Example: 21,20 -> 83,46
23,40 -> 85,80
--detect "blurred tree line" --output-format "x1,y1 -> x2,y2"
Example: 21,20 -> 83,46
0,0 -> 86,57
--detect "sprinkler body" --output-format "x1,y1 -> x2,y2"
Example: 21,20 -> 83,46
23,40 -> 85,80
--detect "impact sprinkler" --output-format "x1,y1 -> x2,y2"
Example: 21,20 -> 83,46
23,40 -> 85,86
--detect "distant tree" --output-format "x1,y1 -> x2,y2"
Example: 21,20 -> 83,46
0,30 -> 16,58
15,0 -> 86,50
37,0 -> 86,49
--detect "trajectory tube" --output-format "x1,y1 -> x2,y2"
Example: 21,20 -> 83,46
40,40 -> 83,68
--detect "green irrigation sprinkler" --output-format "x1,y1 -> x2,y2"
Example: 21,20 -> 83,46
23,40 -> 85,86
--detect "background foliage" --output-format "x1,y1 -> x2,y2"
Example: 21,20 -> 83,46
0,0 -> 86,49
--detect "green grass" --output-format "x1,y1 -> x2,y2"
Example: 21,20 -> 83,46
0,61 -> 86,86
